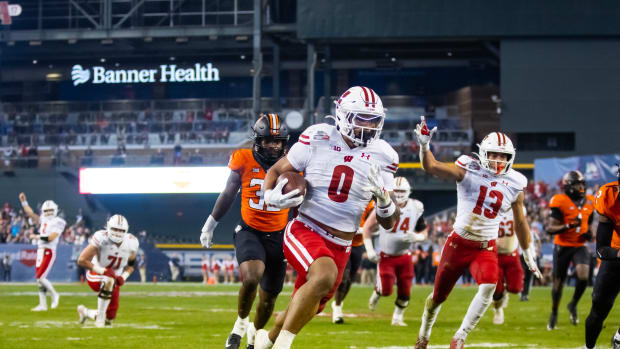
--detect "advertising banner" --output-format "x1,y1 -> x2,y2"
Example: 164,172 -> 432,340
534,154 -> 620,186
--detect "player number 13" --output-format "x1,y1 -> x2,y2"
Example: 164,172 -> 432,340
472,185 -> 503,219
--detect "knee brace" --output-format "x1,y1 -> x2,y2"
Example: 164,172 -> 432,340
98,277 -> 114,299
36,279 -> 46,293
395,297 -> 409,309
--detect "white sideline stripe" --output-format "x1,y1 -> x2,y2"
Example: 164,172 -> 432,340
357,345 -> 587,349
286,222 -> 314,265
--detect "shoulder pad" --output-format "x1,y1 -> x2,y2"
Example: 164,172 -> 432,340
505,169 -> 528,190
455,155 -> 480,171
373,140 -> 399,173
299,123 -> 334,144
412,199 -> 424,212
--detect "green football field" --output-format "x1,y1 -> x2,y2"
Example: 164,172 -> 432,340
0,282 -> 618,348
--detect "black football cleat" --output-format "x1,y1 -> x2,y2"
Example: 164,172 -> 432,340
613,334 -> 620,349
225,333 -> 242,349
520,294 -> 529,302
567,301 -> 579,325
547,312 -> 558,330
246,345 -> 254,349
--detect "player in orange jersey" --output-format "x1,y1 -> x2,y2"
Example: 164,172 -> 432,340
545,170 -> 595,330
200,114 -> 292,349
331,201 -> 375,324
585,167 -> 620,349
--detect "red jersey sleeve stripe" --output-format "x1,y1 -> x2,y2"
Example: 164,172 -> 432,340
457,160 -> 466,166
299,140 -> 310,145
300,134 -> 309,139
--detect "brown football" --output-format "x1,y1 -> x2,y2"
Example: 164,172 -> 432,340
278,171 -> 306,197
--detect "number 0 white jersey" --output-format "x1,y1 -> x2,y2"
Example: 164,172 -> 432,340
287,123 -> 399,233
497,205 -> 528,254
453,155 -> 527,241
89,230 -> 140,276
378,199 -> 424,256
37,216 -> 67,250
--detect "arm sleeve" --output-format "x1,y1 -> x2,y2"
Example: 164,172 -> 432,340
381,171 -> 395,191
596,220 -> 618,260
414,216 -> 427,232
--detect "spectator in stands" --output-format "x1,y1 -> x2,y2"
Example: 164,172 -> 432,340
82,146 -> 93,166
169,254 -> 181,281
27,144 -> 38,168
173,143 -> 183,164
360,252 -> 377,285
137,251 -> 147,283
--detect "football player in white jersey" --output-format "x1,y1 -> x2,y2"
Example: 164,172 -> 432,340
254,86 -> 400,349
363,177 -> 428,326
491,205 -> 528,325
76,214 -> 139,328
19,192 -> 67,312
413,117 -> 542,349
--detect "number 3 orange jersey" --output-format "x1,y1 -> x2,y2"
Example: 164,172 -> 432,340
594,181 -> 620,249
228,148 -> 290,232
549,193 -> 596,247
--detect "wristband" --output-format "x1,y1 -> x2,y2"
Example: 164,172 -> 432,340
376,201 -> 396,218
121,271 -> 131,281
203,215 -> 218,233
21,200 -> 29,208
92,265 -> 105,275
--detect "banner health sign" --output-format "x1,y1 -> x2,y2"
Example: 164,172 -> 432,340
71,63 -> 220,86
534,154 -> 620,187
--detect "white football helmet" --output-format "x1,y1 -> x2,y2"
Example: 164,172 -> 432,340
393,177 -> 411,205
476,132 -> 516,176
106,214 -> 129,244
332,86 -> 386,147
41,200 -> 58,217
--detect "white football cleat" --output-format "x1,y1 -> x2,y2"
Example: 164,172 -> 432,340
368,291 -> 380,311
95,319 -> 106,328
493,307 -> 504,325
254,329 -> 273,349
77,305 -> 88,324
331,301 -> 344,324
31,304 -> 48,312
51,293 -> 60,309
391,318 -> 407,326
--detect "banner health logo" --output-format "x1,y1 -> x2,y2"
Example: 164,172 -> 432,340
19,248 -> 37,267
72,65 -> 91,86
71,63 -> 220,85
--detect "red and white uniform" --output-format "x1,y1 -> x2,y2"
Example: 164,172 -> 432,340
85,230 -> 139,320
495,206 -> 527,297
285,123 -> 398,312
224,259 -> 235,272
211,259 -> 223,274
376,199 -> 423,298
433,155 -> 527,304
35,216 -> 66,279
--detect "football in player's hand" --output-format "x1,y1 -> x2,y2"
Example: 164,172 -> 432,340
278,172 -> 306,197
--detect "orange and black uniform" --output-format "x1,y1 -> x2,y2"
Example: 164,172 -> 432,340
228,148 -> 290,294
548,193 -> 596,279
585,181 -> 620,348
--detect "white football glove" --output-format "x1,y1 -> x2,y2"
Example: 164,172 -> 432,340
403,232 -> 426,243
200,215 -> 217,248
364,238 -> 378,263
414,115 -> 437,152
362,164 -> 391,207
523,246 -> 542,279
264,178 -> 304,209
